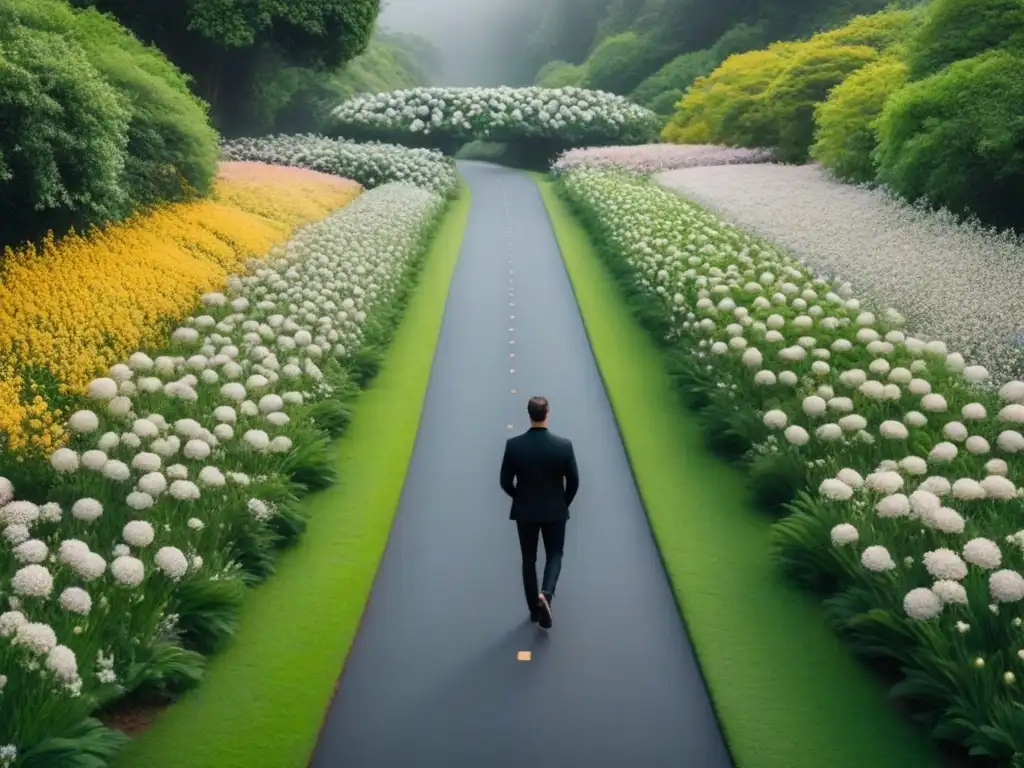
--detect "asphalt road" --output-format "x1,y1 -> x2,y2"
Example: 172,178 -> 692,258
309,162 -> 733,768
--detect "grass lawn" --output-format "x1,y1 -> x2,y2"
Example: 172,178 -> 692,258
533,175 -> 945,768
116,182 -> 472,768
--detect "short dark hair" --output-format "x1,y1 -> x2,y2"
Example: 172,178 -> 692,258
527,396 -> 549,423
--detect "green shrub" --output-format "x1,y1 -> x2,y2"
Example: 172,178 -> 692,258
631,50 -> 715,114
874,48 -> 1024,230
0,23 -> 131,245
811,56 -> 908,183
765,43 -> 878,163
583,31 -> 665,94
536,59 -> 587,88
0,0 -> 218,244
907,0 -> 1024,79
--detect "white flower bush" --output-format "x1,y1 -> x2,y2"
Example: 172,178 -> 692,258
552,144 -> 773,175
221,134 -> 457,197
558,167 -> 1024,763
0,182 -> 444,761
331,86 -> 660,147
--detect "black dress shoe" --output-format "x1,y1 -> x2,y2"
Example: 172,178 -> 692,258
529,610 -> 539,623
537,593 -> 553,629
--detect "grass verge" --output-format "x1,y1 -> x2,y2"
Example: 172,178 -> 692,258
116,181 -> 472,768
533,175 -> 944,768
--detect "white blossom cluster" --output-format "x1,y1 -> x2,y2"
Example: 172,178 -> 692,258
0,182 -> 444,755
656,163 -> 1024,383
552,144 -> 773,175
560,167 -> 1024,759
221,134 -> 457,197
331,86 -> 660,145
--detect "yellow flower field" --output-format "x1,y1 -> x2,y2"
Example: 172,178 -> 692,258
0,162 -> 361,456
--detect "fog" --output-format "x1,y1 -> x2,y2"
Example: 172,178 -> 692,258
379,0 -> 547,86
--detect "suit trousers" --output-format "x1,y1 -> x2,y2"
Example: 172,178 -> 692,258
515,520 -> 566,611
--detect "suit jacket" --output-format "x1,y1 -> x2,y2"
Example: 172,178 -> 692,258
499,427 -> 579,523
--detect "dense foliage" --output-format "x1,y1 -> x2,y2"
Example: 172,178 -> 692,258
0,0 -> 219,248
810,57 -> 909,183
662,9 -> 914,161
329,86 -> 660,168
252,30 -> 441,135
69,0 -> 381,136
559,166 -> 1024,764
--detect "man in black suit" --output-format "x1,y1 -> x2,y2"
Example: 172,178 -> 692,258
499,396 -> 579,630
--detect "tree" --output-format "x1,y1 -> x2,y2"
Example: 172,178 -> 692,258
874,48 -> 1024,230
811,56 -> 908,183
535,60 -> 587,88
70,0 -> 381,136
907,0 -> 1024,79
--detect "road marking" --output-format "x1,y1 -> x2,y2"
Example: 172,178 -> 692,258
517,651 -> 531,662
510,368 -> 516,374
510,388 -> 518,394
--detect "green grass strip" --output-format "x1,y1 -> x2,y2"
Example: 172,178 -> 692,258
533,175 -> 944,768
117,182 -> 472,768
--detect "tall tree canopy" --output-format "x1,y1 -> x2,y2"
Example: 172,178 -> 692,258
70,0 -> 381,136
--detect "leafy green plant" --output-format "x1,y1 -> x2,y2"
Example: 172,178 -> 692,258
874,48 -> 1024,231
907,0 -> 1024,79
811,56 -> 909,183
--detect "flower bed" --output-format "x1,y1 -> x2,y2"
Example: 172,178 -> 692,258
330,86 -> 661,154
558,167 -> 1024,764
0,164 -> 360,462
220,135 -> 458,198
0,182 -> 445,766
552,144 -> 773,175
656,163 -> 1024,384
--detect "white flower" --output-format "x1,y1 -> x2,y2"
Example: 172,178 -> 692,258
904,588 -> 943,620
183,439 -> 212,461
15,622 -> 57,654
952,478 -> 985,500
50,448 -> 80,474
110,556 -> 145,587
167,464 -> 188,480
187,517 -> 205,531
0,477 -> 12,506
838,414 -> 867,432
815,423 -> 843,440
981,475 -> 1016,499
68,410 -> 99,433
12,564 -> 54,598
214,406 -> 237,424
908,490 -> 940,516
1,501 -> 39,526
879,420 -> 908,440
997,430 -> 1024,452
999,404 -> 1024,423
169,480 -> 201,501
131,452 -> 162,473
154,547 -> 189,580
904,411 -> 928,427
929,442 -> 958,462
76,553 -> 107,581
830,523 -> 858,546
243,429 -> 270,451
4,524 -> 28,544
861,545 -> 896,572
898,456 -> 928,475
990,570 -> 1024,603
966,435 -> 990,454
0,611 -> 27,637
782,426 -> 807,446
14,539 -> 48,564
963,538 -> 1002,569
46,645 -> 79,682
962,402 -> 987,420
198,466 -> 226,487
123,520 -> 155,547
943,422 -> 968,442
138,472 -> 168,496
126,491 -> 155,511
59,587 -> 92,615
819,478 -> 853,501
865,471 -> 903,494
932,580 -> 968,605
876,494 -> 910,518
71,499 -> 103,522
924,549 -> 968,580
836,468 -> 863,488
986,458 -> 1009,476
101,460 -> 131,482
999,380 -> 1024,403
86,378 -> 118,401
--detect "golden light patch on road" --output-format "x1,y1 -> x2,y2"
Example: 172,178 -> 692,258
517,651 -> 531,661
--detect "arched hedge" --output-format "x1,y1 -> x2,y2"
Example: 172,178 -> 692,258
329,86 -> 660,168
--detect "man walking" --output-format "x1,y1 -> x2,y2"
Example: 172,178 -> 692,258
499,396 -> 579,629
